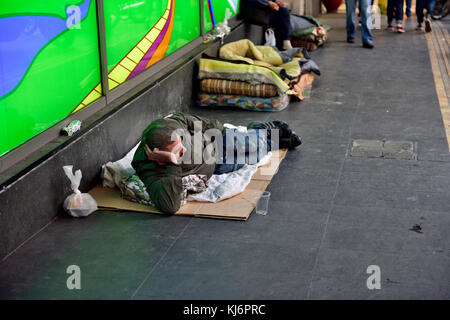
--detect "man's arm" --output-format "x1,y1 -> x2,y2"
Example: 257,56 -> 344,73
140,165 -> 183,215
132,145 -> 183,215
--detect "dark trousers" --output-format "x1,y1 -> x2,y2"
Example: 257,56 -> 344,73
269,7 -> 292,49
214,129 -> 273,175
387,0 -> 404,24
416,0 -> 436,23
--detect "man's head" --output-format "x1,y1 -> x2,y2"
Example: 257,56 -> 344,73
145,126 -> 186,164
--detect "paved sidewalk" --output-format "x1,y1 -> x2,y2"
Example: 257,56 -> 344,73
0,14 -> 449,299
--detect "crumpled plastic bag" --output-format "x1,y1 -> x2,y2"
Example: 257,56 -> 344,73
264,28 -> 276,47
203,8 -> 232,44
63,165 -> 98,217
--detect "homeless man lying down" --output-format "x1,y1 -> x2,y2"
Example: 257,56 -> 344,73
131,113 -> 301,215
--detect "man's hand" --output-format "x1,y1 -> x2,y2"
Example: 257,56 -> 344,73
145,144 -> 179,165
275,0 -> 287,7
268,1 -> 279,11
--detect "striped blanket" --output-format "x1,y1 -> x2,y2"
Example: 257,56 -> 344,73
198,58 -> 290,96
200,79 -> 278,98
198,93 -> 289,112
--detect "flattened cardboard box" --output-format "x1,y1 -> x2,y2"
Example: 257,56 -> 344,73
89,149 -> 287,220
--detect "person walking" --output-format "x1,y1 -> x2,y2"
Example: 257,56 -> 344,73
387,0 -> 405,32
405,0 -> 412,17
346,0 -> 374,48
416,0 -> 436,32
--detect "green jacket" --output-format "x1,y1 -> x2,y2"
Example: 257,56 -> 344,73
131,113 -> 224,215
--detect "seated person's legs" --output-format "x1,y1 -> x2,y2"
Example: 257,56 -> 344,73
269,6 -> 293,50
245,0 -> 293,50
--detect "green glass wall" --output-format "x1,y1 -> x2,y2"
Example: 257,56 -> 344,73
0,0 -> 102,157
0,0 -> 240,158
203,0 -> 240,33
103,0 -> 201,90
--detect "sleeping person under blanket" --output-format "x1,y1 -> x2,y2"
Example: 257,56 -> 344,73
131,113 -> 301,214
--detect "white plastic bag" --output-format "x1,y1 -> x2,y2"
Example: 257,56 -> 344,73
264,28 -> 276,47
63,165 -> 98,217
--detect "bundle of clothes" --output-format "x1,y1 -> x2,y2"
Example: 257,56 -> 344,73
198,39 -> 320,112
290,14 -> 331,51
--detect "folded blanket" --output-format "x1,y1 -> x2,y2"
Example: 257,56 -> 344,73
198,92 -> 289,112
219,39 -> 310,66
218,39 -> 320,78
198,58 -> 290,95
200,79 -> 278,98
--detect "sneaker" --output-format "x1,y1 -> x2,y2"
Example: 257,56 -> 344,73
279,133 -> 302,149
363,42 -> 374,49
397,24 -> 405,33
387,24 -> 394,31
347,37 -> 355,43
425,18 -> 432,32
416,23 -> 423,31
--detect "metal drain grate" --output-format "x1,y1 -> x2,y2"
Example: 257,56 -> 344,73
350,139 -> 417,160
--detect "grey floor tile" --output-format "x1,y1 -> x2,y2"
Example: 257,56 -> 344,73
307,248 -> 450,299
338,168 -> 450,193
342,156 -> 450,178
134,268 -> 310,300
269,166 -> 340,204
351,116 -> 446,140
0,220 -> 177,299
52,211 -> 192,238
417,137 -> 450,162
334,180 -> 450,212
282,142 -> 348,172
322,205 -> 450,254
151,237 -> 318,275
179,202 -> 328,248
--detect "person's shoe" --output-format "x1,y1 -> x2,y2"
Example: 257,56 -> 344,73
425,18 -> 432,32
362,42 -> 374,49
416,23 -> 424,31
347,37 -> 355,43
282,40 -> 293,50
279,133 -> 302,149
396,24 -> 405,33
289,133 -> 302,149
387,24 -> 394,31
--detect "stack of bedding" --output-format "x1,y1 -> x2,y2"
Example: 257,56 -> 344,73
198,39 -> 320,111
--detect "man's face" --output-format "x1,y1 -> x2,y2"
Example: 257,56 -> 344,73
164,135 -> 187,161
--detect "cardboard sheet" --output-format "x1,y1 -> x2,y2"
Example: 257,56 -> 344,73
89,149 -> 287,220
